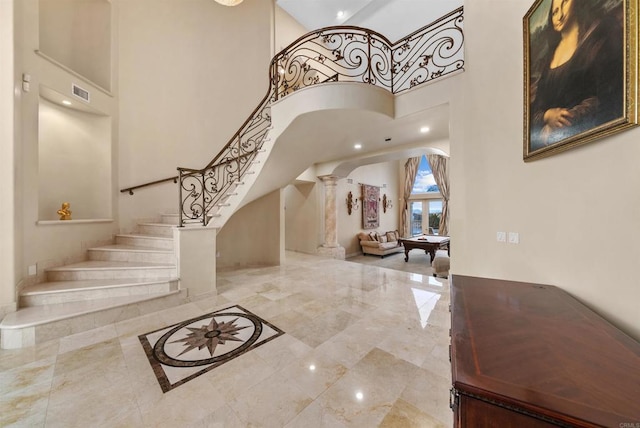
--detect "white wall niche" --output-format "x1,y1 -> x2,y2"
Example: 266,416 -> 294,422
38,94 -> 112,221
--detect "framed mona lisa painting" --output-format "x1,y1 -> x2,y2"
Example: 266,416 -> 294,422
523,0 -> 639,161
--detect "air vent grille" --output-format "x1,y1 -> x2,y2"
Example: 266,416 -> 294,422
72,84 -> 90,102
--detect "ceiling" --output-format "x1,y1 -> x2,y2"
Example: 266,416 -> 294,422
276,0 -> 463,41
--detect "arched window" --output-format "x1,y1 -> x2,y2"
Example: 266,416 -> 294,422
411,156 -> 439,193
410,156 -> 442,235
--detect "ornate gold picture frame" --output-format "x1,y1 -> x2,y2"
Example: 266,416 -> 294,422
523,0 -> 638,162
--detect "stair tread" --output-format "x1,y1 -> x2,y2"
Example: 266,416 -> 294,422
46,260 -> 176,271
88,244 -> 173,253
138,222 -> 176,227
21,278 -> 178,295
0,291 -> 180,329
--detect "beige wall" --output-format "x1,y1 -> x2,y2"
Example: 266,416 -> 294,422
217,189 -> 283,269
338,162 -> 400,257
0,0 -> 17,314
118,0 -> 274,233
451,0 -> 640,339
284,182 -> 321,254
275,4 -> 307,52
38,0 -> 112,91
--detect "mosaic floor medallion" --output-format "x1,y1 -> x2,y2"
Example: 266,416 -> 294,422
139,305 -> 284,392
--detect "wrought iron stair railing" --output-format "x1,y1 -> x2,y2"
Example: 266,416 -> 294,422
122,8 -> 464,227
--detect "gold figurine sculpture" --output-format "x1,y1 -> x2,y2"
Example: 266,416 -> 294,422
57,202 -> 72,220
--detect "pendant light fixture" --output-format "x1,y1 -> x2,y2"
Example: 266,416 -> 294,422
214,0 -> 243,5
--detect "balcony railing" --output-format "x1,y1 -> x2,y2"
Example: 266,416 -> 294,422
273,7 -> 464,100
120,8 -> 464,227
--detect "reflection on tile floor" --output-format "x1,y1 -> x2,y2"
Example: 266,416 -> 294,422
140,305 -> 284,392
346,248 -> 447,277
0,251 -> 453,427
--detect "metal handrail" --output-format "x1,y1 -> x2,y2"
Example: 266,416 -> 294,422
120,176 -> 178,195
118,8 -> 464,227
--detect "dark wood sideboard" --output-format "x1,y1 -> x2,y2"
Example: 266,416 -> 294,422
450,275 -> 640,427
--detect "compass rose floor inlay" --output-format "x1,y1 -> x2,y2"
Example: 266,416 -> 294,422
139,305 -> 284,392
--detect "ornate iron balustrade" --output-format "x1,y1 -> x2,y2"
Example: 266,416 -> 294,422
391,8 -> 464,93
178,99 -> 272,226
175,7 -> 464,226
272,7 -> 464,99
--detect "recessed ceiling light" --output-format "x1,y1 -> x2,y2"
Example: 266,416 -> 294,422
354,143 -> 362,149
337,10 -> 345,18
420,126 -> 430,133
62,100 -> 72,105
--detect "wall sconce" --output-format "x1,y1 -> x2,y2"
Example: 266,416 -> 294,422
346,191 -> 359,215
382,194 -> 393,213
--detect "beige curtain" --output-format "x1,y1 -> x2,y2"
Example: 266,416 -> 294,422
401,157 -> 420,237
427,154 -> 450,236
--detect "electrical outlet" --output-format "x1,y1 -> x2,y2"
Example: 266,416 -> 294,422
497,231 -> 506,242
28,264 -> 37,276
508,232 -> 519,244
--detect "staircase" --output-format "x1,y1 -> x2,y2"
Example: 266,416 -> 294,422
0,214 -> 186,349
1,12 -> 465,349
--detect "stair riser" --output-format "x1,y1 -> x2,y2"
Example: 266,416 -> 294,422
88,250 -> 176,264
137,224 -> 174,237
115,236 -> 174,250
161,214 -> 179,225
47,267 -> 177,281
20,281 -> 177,307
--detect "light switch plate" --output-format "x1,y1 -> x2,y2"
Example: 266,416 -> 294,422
497,231 -> 506,242
508,232 -> 519,244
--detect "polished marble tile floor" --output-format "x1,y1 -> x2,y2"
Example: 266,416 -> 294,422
346,249 -> 448,277
140,305 -> 284,392
0,251 -> 453,427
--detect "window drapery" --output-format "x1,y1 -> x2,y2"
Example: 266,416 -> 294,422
426,154 -> 449,236
401,157 -> 420,237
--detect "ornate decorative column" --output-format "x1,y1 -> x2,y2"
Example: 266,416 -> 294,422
317,175 -> 345,260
